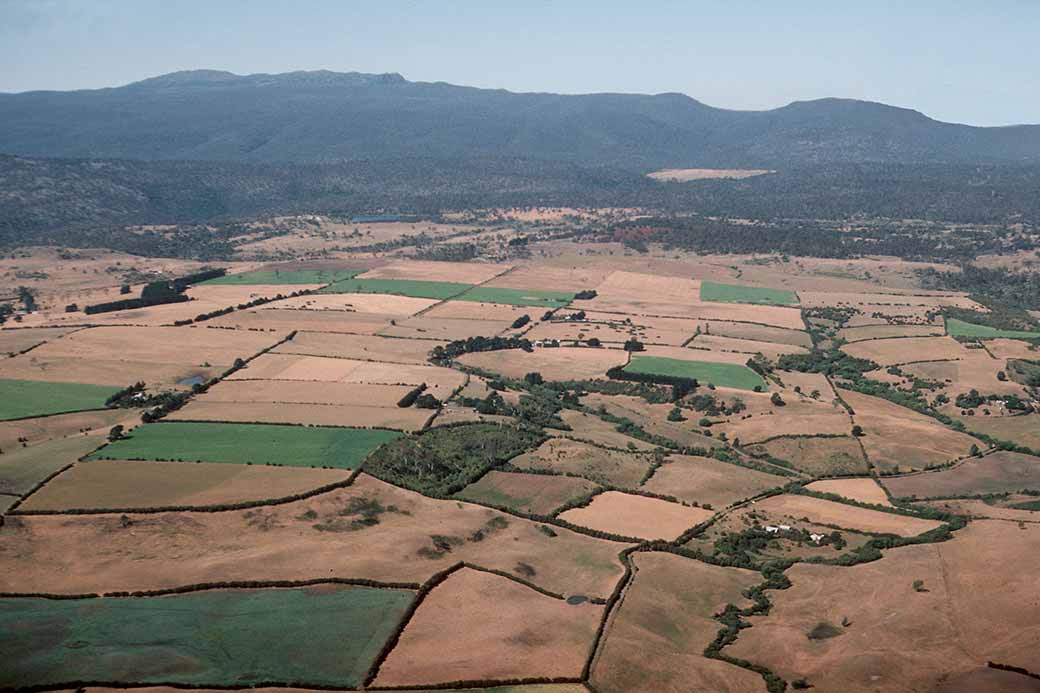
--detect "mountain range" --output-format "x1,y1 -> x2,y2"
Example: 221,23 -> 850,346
2,70 -> 1039,169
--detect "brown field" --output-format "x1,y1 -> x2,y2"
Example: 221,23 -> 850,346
359,260 -> 508,284
842,335 -> 967,366
0,325 -> 277,387
805,478 -> 893,506
728,521 -> 1040,692
525,315 -> 698,346
843,304 -> 942,326
580,394 -> 721,450
841,389 -> 982,471
17,460 -> 351,511
207,307 -> 392,334
510,437 -> 652,488
646,344 -> 754,365
185,284 -> 324,305
374,567 -> 602,687
25,297 -> 249,329
985,338 -> 1040,361
0,327 -> 80,355
0,474 -> 626,598
646,168 -> 773,181
274,331 -> 443,364
232,222 -> 479,257
747,436 -> 868,475
558,491 -> 713,540
379,316 -> 514,340
957,412 -> 1040,451
905,350 -> 1028,398
714,395 -> 851,445
774,370 -> 836,400
489,264 -> 613,292
642,454 -> 786,508
269,293 -> 438,315
456,470 -> 598,515
798,290 -> 979,309
554,410 -> 658,452
193,379 -> 415,407
0,434 -> 108,496
421,300 -> 535,322
458,346 -> 628,381
702,320 -> 812,347
227,353 -> 465,397
838,323 -> 945,342
0,408 -> 133,451
919,497 -> 1040,523
166,401 -> 434,431
751,494 -> 942,536
689,333 -> 808,360
882,451 -> 1040,499
591,552 -> 765,693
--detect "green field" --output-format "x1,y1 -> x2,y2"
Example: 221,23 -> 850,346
625,356 -> 766,391
700,281 -> 799,306
455,286 -> 575,308
203,269 -> 361,285
945,317 -> 1040,341
89,422 -> 400,468
0,435 -> 104,495
321,277 -> 473,299
0,379 -> 121,421
0,586 -> 413,688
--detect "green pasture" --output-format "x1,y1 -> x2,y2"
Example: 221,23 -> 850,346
456,286 -> 575,308
321,277 -> 473,299
945,317 -> 1040,341
89,421 -> 400,469
0,379 -> 121,421
203,269 -> 361,285
625,355 -> 766,391
700,281 -> 798,306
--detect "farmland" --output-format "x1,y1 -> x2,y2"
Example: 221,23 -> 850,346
0,378 -> 121,420
624,355 -> 767,391
89,422 -> 400,469
1,222 -> 1038,691
946,317 -> 1040,340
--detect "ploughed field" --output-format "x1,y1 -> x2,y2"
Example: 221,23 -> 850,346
1,248 -> 1037,693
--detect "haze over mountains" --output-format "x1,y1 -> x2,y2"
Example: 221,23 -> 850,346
2,69 -> 1040,169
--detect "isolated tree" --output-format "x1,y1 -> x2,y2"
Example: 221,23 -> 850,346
851,424 -> 864,437
770,392 -> 785,406
667,407 -> 685,422
523,372 -> 543,386
108,425 -> 125,442
586,337 -> 601,347
623,338 -> 644,352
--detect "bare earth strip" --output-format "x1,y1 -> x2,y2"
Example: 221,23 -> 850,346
374,568 -> 602,687
359,260 -> 508,284
270,293 -> 438,315
752,494 -> 941,536
591,552 -> 765,692
558,491 -> 713,541
647,168 -> 772,181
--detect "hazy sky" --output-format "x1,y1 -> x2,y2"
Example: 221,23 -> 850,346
2,0 -> 1037,126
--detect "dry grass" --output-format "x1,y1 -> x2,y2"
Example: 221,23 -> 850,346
642,454 -> 786,508
881,451 -> 1040,499
167,401 -> 434,431
458,346 -> 628,381
842,336 -> 967,367
455,470 -> 599,515
274,331 -> 442,364
510,438 -> 652,488
558,491 -> 712,540
359,260 -> 508,284
805,478 -> 893,506
748,436 -> 868,476
752,494 -> 942,536
646,168 -> 772,181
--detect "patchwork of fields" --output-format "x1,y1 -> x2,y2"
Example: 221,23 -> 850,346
1,250 -> 1037,693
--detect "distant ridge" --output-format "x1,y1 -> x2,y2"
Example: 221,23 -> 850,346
1,70 -> 1038,169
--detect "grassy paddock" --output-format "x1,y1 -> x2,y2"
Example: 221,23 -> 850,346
203,269 -> 361,285
624,356 -> 766,391
0,379 -> 121,421
700,280 -> 799,306
321,277 -> 473,299
946,317 -> 1040,341
89,421 -> 400,468
456,286 -> 575,308
0,586 -> 413,688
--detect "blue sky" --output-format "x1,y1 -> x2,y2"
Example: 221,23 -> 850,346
2,0 -> 1037,126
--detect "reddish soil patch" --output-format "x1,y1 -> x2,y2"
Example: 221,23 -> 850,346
374,567 -> 602,687
558,491 -> 713,541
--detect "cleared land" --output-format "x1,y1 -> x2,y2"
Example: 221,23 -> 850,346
0,327 -> 78,356
842,335 -> 967,367
646,167 -> 772,181
946,317 -> 1040,341
208,307 -> 392,335
839,323 -> 945,342
0,586 -> 412,688
702,320 -> 812,347
18,460 -> 351,511
882,451 -> 1040,499
625,355 -> 766,391
374,568 -> 602,686
591,552 -> 765,693
0,434 -> 105,496
842,389 -> 982,471
555,410 -> 657,452
700,281 -> 798,306
89,422 -> 400,469
459,347 -> 628,381
456,470 -> 598,514
752,494 -> 942,536
204,269 -> 360,285
272,293 -> 438,315
747,436 -> 868,475
0,475 -> 626,598
729,521 -> 1040,692
274,331 -> 443,364
380,316 -> 514,340
193,379 -> 415,407
805,478 -> 893,506
359,260 -> 507,284
168,400 -> 434,430
0,379 -> 120,420
643,454 -> 785,508
510,437 -> 652,487
321,278 -> 472,299
558,491 -> 713,540
0,408 -> 133,451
